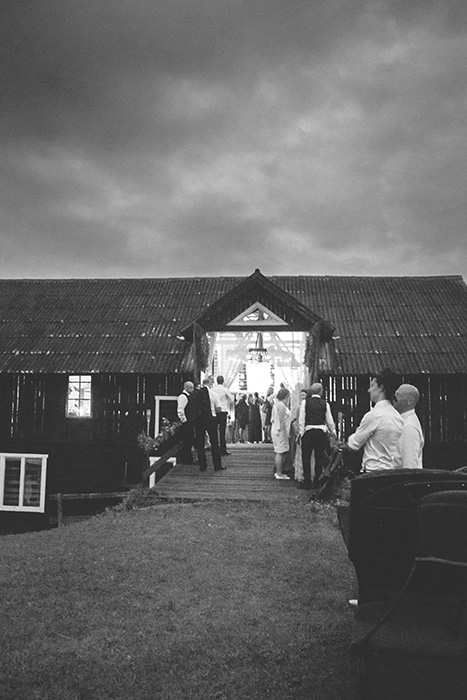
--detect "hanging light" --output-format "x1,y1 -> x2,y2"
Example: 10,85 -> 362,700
246,332 -> 271,363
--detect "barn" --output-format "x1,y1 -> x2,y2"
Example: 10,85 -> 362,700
1,269 -> 466,531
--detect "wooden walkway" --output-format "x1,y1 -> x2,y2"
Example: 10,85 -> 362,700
153,443 -> 309,502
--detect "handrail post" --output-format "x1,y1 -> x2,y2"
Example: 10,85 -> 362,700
56,493 -> 63,527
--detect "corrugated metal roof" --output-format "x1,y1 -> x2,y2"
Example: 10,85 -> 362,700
0,275 -> 466,375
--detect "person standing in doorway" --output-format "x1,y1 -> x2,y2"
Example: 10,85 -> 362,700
212,375 -> 234,456
271,387 -> 292,480
248,392 -> 263,443
262,386 -> 274,442
235,394 -> 249,443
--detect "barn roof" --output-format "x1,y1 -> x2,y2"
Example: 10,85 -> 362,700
0,273 -> 466,375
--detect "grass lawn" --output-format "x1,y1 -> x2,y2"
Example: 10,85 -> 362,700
0,500 -> 357,700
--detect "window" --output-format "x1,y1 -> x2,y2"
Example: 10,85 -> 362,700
67,375 -> 92,417
0,453 -> 48,512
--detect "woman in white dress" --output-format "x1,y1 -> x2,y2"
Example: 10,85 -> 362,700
271,387 -> 292,480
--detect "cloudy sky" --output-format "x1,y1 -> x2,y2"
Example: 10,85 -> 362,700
1,0 -> 466,280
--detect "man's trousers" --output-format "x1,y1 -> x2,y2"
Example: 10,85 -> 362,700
301,429 -> 329,485
217,411 -> 229,454
194,418 -> 222,471
179,421 -> 195,463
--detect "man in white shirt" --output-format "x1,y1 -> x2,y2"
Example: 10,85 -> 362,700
177,381 -> 194,423
346,370 -> 404,472
393,384 -> 424,469
212,375 -> 234,456
346,371 -> 405,609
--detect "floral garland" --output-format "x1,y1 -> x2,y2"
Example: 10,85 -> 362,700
194,322 -> 210,371
304,333 -> 315,369
137,418 -> 182,455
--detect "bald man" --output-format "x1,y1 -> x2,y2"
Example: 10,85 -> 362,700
177,381 -> 195,464
299,382 -> 336,488
393,384 -> 424,469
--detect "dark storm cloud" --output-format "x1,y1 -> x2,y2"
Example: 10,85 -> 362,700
1,0 -> 365,147
0,0 -> 466,278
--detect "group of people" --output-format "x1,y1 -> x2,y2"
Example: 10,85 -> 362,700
234,390 -> 272,444
269,369 -> 424,489
177,375 -> 232,473
177,376 -> 278,471
347,372 -> 424,473
176,369 -> 425,482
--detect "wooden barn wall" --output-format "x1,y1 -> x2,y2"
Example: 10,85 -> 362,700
0,372 -> 192,495
0,370 -> 465,504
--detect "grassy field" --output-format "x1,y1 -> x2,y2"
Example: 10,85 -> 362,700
0,500 -> 357,700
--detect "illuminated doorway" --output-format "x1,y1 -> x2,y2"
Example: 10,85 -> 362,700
205,330 -> 307,408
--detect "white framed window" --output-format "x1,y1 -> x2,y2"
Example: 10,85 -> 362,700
67,375 -> 92,417
0,453 -> 48,513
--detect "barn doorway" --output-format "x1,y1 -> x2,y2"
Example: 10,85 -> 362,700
204,329 -> 308,414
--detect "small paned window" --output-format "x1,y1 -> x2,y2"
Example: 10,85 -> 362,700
67,375 -> 92,418
0,454 -> 48,512
242,308 -> 270,322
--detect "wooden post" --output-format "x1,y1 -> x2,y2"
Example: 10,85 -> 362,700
56,493 -> 64,527
305,324 -> 322,386
312,322 -> 322,382
192,322 -> 200,386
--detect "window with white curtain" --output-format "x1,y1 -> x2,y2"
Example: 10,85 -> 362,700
66,375 -> 92,417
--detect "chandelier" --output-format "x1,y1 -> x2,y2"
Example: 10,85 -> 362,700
246,332 -> 271,363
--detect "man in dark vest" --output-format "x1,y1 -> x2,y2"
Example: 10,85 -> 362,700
298,382 -> 336,489
191,378 -> 224,472
177,381 -> 195,464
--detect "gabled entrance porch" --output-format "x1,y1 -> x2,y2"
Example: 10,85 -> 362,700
180,268 -> 336,408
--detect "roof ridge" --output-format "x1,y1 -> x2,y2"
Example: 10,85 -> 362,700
0,274 -> 464,283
